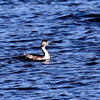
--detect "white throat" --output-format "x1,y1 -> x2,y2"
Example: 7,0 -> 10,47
41,47 -> 50,59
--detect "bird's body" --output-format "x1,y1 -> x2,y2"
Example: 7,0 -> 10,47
24,40 -> 51,61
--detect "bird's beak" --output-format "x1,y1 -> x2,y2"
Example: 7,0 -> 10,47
48,42 -> 52,45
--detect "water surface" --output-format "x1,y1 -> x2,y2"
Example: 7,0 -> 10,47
0,0 -> 100,99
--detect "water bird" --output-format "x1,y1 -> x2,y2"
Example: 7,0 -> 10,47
24,40 -> 51,61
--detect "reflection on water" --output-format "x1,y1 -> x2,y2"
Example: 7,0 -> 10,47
0,0 -> 100,99
42,60 -> 50,64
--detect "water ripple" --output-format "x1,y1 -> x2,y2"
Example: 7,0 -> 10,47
0,0 -> 100,100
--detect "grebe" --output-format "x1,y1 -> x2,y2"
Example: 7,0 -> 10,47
24,40 -> 51,61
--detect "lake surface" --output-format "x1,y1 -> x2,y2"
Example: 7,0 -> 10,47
0,0 -> 100,99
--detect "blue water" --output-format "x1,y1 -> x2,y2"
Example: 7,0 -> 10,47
0,0 -> 100,99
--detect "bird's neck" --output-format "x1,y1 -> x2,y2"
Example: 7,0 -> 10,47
41,46 -> 50,59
